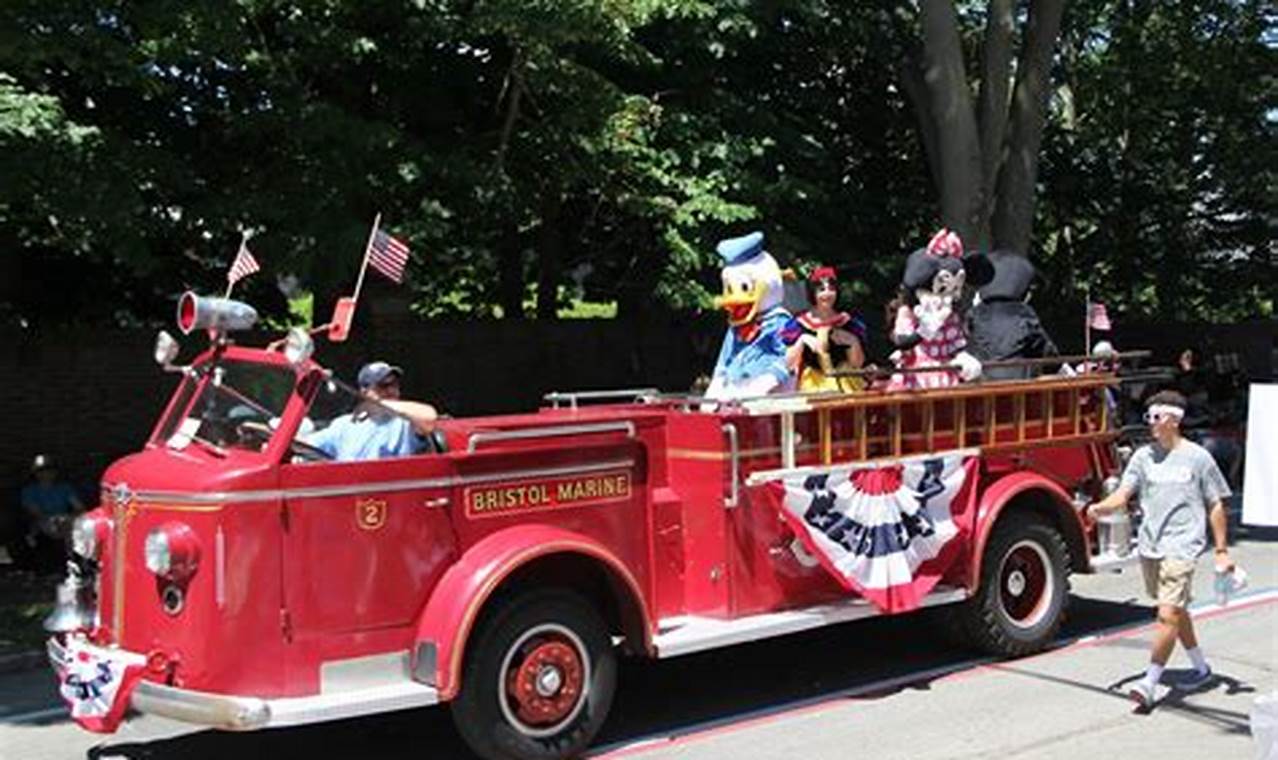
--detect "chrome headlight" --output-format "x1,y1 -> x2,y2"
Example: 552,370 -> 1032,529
72,516 -> 98,559
71,513 -> 110,560
144,529 -> 172,575
143,522 -> 201,580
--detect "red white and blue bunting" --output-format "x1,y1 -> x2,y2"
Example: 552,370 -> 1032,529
58,639 -> 147,733
763,451 -> 979,613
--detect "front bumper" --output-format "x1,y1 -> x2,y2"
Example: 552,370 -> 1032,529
48,637 -> 440,731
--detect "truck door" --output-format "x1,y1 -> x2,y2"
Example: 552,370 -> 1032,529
277,454 -> 457,638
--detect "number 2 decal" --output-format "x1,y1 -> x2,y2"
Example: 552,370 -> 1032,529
355,498 -> 388,531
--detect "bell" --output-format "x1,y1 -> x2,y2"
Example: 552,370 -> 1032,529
43,574 -> 96,634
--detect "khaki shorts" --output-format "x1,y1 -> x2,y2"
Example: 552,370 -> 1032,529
1140,556 -> 1197,608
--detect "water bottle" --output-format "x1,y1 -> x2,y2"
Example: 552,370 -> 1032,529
1214,567 -> 1231,606
1214,565 -> 1248,606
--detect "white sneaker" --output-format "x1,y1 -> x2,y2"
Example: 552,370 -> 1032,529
1129,680 -> 1156,710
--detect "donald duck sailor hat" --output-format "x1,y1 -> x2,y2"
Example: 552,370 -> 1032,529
716,231 -> 765,265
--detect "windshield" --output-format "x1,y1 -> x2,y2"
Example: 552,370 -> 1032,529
155,359 -> 299,455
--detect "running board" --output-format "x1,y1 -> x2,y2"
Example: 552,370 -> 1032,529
1089,550 -> 1141,573
653,586 -> 968,658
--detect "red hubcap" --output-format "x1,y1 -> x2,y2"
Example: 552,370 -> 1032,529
505,635 -> 585,729
1001,544 -> 1048,624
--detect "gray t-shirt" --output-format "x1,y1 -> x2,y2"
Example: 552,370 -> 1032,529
1120,439 -> 1231,560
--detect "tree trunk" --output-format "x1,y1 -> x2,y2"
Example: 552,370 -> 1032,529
918,0 -> 983,241
535,194 -> 564,321
496,222 -> 525,319
991,0 -> 1067,254
977,0 -> 1016,248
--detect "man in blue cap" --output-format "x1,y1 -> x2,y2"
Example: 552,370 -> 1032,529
704,231 -> 795,400
304,361 -> 438,461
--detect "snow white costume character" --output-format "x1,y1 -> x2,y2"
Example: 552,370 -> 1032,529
790,266 -> 868,393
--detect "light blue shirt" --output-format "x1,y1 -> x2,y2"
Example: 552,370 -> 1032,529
307,411 -> 425,462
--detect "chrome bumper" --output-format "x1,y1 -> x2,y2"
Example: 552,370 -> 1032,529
48,637 -> 440,731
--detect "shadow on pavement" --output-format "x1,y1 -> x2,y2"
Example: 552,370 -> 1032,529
79,595 -> 1156,760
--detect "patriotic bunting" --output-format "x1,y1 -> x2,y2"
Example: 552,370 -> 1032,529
760,452 -> 979,613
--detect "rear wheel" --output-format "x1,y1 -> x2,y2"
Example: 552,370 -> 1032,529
955,513 -> 1070,656
451,590 -> 617,760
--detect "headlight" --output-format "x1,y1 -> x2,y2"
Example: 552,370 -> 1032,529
72,517 -> 98,559
142,522 -> 202,580
71,513 -> 110,560
144,530 -> 172,575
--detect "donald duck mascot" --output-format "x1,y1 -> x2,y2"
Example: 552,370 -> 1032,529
704,231 -> 796,400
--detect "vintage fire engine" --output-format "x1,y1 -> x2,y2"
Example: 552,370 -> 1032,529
46,293 -> 1133,760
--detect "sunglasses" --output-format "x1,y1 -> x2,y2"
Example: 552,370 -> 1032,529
1144,411 -> 1177,425
375,377 -> 400,390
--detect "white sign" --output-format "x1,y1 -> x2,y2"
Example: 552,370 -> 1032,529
1242,383 -> 1278,527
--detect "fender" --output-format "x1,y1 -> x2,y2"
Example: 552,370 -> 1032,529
410,525 -> 651,700
969,470 -> 1087,585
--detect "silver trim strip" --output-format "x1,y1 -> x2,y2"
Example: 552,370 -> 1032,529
654,586 -> 969,658
467,421 -> 636,453
215,526 -> 226,610
105,459 -> 635,504
544,388 -> 660,409
744,448 -> 983,487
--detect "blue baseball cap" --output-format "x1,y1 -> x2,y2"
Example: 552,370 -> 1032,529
716,231 -> 765,265
357,361 -> 403,389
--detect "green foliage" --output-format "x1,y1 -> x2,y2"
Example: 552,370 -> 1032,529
0,0 -> 1271,328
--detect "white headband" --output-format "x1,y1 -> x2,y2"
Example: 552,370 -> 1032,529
1147,404 -> 1185,420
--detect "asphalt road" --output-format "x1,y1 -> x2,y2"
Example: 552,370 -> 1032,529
2,524 -> 1275,760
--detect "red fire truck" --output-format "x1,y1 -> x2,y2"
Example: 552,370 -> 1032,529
46,294 -> 1132,760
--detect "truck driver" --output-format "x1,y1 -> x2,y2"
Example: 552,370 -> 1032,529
305,361 -> 438,461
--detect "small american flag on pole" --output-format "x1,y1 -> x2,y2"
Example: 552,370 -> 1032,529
1088,301 -> 1112,331
368,229 -> 411,284
226,238 -> 260,286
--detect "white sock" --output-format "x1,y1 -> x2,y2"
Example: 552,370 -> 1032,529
1187,646 -> 1209,673
1143,663 -> 1165,690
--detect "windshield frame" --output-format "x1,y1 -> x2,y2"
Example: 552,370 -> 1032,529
148,345 -> 309,460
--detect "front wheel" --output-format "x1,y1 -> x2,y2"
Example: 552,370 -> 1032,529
954,513 -> 1070,657
451,590 -> 617,760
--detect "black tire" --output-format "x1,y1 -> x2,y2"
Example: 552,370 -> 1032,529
954,513 -> 1070,657
451,589 -> 617,760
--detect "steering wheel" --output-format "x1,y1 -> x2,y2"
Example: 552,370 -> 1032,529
236,420 -> 333,462
236,420 -> 274,449
289,436 -> 332,462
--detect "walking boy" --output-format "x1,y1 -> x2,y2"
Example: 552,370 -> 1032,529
1087,390 -> 1234,710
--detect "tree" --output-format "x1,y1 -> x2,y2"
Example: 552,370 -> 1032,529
893,0 -> 1066,253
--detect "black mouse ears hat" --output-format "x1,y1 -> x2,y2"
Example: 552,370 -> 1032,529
978,249 -> 1037,300
902,228 -> 994,291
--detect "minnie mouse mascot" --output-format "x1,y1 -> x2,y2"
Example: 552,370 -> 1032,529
888,229 -> 993,390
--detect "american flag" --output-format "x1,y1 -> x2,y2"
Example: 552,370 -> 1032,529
1088,301 -> 1112,331
226,240 -> 260,285
369,229 -> 411,283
